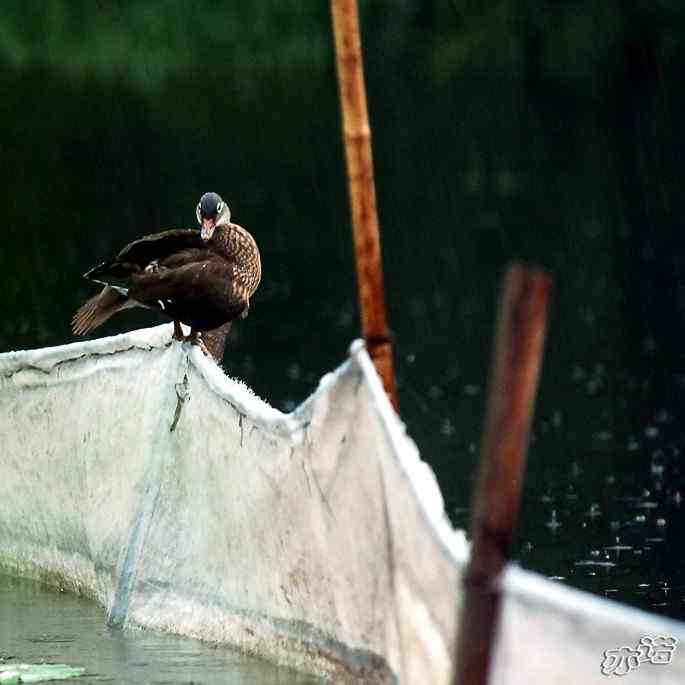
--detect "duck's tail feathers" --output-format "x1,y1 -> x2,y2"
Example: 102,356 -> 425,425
72,286 -> 131,336
84,261 -> 133,292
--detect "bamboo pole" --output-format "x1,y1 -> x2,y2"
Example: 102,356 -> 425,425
452,263 -> 551,685
331,0 -> 398,410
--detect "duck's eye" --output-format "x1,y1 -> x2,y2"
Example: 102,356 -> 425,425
217,201 -> 223,214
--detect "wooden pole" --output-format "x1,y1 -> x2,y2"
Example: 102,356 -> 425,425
331,0 -> 399,410
452,263 -> 551,685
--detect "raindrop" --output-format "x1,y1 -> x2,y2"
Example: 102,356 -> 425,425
595,430 -> 613,441
627,438 -> 640,451
549,576 -> 566,581
645,426 -> 659,439
337,304 -> 354,328
655,409 -> 672,424
546,509 -> 561,531
586,380 -> 600,395
607,474 -> 616,485
440,418 -> 455,438
609,520 -> 621,530
552,411 -> 562,427
585,503 -> 600,519
463,384 -> 481,396
674,491 -> 682,505
406,353 -> 416,363
635,514 -> 647,523
604,544 -> 633,559
656,518 -> 667,527
572,366 -> 586,381
651,450 -> 665,477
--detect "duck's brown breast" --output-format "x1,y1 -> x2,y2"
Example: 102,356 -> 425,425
214,223 -> 261,300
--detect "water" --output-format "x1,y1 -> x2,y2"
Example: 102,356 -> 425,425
0,575 -> 320,684
514,364 -> 685,616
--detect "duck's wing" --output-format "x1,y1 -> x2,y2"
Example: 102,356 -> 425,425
84,229 -> 203,287
116,229 -> 203,267
129,257 -> 249,322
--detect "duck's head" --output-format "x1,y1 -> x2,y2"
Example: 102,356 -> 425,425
196,192 -> 231,241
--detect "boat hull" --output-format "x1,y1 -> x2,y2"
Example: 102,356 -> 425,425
1,326 -> 683,684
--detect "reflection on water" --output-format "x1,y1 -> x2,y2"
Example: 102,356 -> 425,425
0,575 -> 320,684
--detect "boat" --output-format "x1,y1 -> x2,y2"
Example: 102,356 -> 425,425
1,324 -> 684,683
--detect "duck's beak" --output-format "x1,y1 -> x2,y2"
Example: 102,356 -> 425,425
201,218 -> 216,241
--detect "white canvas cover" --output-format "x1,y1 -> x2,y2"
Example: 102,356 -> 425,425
0,325 -> 683,683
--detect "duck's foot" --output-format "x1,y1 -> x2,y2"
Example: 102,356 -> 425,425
188,330 -> 212,358
172,323 -> 212,358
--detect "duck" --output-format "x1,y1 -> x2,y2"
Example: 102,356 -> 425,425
72,192 -> 261,352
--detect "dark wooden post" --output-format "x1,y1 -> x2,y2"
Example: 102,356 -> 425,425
331,0 -> 399,410
452,263 -> 551,685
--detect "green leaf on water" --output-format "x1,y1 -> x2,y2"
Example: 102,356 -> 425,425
0,663 -> 85,683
